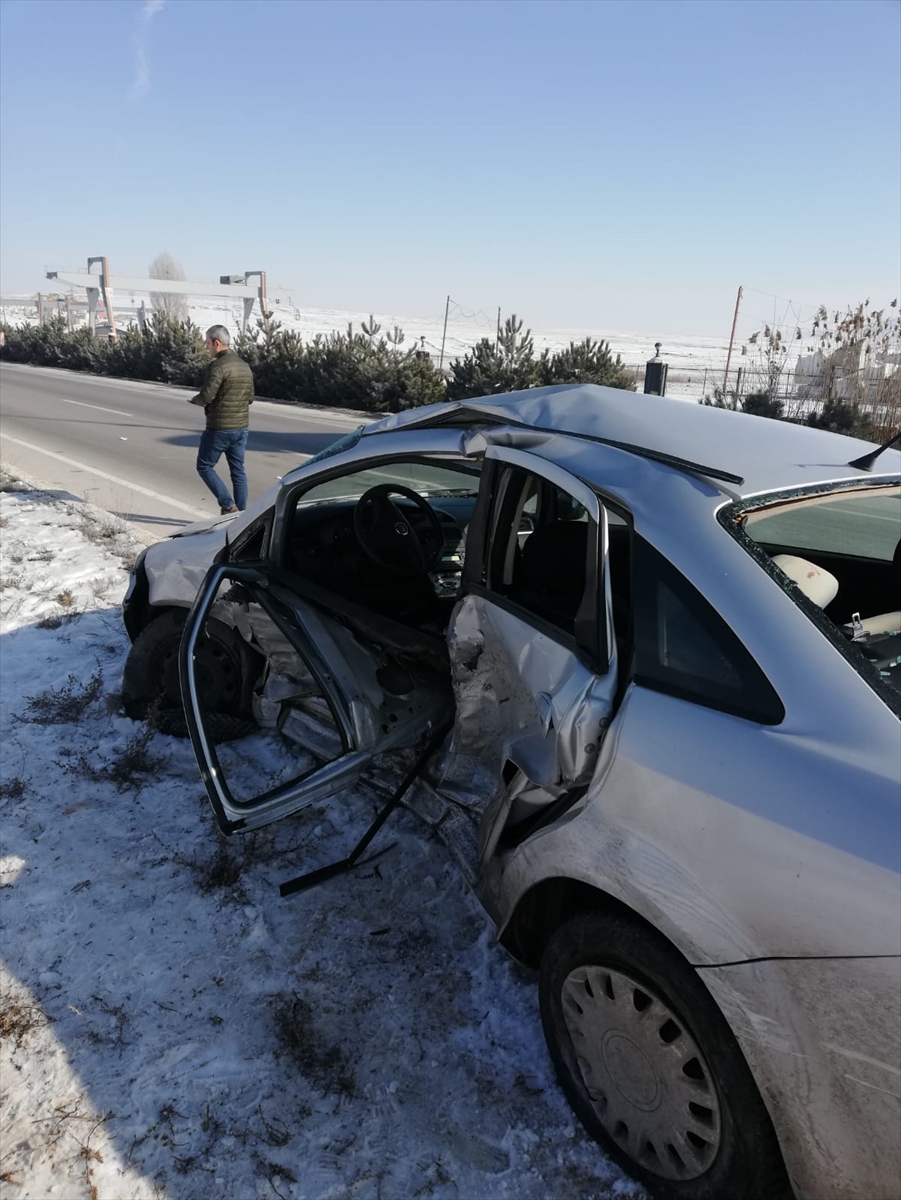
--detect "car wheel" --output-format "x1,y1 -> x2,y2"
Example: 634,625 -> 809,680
122,609 -> 261,739
539,911 -> 790,1200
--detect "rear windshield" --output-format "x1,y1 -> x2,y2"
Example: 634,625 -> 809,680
741,484 -> 901,704
745,487 -> 901,562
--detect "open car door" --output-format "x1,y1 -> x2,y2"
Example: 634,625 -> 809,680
178,560 -> 454,834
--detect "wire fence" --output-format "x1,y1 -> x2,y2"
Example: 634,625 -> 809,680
667,361 -> 900,404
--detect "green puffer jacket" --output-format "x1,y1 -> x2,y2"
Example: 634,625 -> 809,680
190,349 -> 254,430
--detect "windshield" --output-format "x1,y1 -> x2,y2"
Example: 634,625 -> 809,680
295,458 -> 481,507
742,484 -> 901,701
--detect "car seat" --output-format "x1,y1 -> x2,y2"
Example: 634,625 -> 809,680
772,554 -> 839,608
513,521 -> 588,626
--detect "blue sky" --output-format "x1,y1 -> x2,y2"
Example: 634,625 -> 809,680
1,0 -> 899,337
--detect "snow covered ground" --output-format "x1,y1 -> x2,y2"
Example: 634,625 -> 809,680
0,467 -> 644,1199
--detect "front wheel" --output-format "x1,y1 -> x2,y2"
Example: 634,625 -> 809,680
122,608 -> 261,738
539,911 -> 790,1200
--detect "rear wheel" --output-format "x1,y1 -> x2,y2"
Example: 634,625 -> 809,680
539,911 -> 790,1200
122,608 -> 261,738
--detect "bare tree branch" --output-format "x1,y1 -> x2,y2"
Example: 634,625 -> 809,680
148,252 -> 188,322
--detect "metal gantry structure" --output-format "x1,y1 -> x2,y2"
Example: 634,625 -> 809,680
45,257 -> 274,336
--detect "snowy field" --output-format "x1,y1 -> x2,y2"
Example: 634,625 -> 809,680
0,467 -> 644,1200
0,292 -> 742,401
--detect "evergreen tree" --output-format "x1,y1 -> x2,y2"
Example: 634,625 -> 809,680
361,314 -> 382,344
446,314 -> 540,399
385,325 -> 405,353
806,397 -> 875,440
539,336 -> 634,389
742,391 -> 784,419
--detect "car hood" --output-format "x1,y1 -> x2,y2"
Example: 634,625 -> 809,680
143,525 -> 230,608
146,479 -> 287,602
169,513 -> 239,539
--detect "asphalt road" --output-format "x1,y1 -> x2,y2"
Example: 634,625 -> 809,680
0,362 -> 368,541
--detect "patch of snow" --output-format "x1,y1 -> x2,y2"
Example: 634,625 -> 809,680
0,467 -> 644,1199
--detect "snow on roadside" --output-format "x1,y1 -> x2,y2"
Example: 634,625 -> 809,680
0,469 -> 642,1200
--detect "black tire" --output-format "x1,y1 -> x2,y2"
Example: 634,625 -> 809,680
539,911 -> 790,1200
122,608 -> 261,739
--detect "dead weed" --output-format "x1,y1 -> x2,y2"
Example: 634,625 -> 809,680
23,670 -> 103,724
58,724 -> 166,793
0,776 -> 26,801
0,993 -> 52,1049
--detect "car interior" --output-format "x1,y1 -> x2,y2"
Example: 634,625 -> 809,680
279,457 -> 626,655
744,486 -> 901,693
219,456 -> 618,793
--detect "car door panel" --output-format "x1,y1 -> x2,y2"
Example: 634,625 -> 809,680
450,595 -> 614,791
437,444 -> 620,869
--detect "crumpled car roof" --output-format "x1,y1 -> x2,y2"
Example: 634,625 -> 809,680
366,383 -> 900,497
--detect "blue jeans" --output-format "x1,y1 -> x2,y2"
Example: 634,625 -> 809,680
196,428 -> 249,511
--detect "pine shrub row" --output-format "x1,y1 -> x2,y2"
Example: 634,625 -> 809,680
0,311 -> 636,413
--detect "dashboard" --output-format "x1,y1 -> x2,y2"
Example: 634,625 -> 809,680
286,494 -> 475,600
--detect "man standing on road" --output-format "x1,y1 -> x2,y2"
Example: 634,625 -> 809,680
190,325 -> 254,513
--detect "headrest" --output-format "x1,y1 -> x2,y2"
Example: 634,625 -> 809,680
772,554 -> 839,608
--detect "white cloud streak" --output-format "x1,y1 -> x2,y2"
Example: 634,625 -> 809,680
131,0 -> 166,101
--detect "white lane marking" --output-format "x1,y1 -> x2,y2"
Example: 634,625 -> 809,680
59,397 -> 133,417
0,435 -> 209,518
1,364 -> 370,428
828,504 -> 901,524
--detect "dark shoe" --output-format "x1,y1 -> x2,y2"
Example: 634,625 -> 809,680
220,505 -> 239,515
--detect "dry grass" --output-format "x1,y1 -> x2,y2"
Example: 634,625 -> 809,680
0,776 -> 26,801
79,511 -> 130,545
0,993 -> 51,1049
23,670 -> 103,724
36,611 -> 81,630
57,724 -> 166,794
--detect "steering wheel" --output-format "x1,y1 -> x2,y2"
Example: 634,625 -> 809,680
352,484 -> 445,576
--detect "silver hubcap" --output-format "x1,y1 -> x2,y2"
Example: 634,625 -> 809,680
561,965 -> 721,1181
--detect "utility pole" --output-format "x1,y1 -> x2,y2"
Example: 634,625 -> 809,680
496,306 -> 501,351
439,294 -> 451,371
723,285 -> 743,391
87,256 -> 117,338
245,271 -> 270,332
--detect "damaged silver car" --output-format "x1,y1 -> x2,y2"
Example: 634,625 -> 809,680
122,384 -> 901,1200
